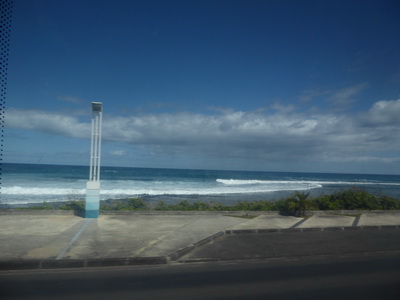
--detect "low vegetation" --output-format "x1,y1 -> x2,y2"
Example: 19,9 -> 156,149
6,188 -> 400,216
150,188 -> 400,216
59,200 -> 85,212
97,188 -> 400,216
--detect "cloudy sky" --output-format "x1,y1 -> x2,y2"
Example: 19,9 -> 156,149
5,0 -> 400,174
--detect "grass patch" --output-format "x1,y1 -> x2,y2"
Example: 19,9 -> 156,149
12,202 -> 55,210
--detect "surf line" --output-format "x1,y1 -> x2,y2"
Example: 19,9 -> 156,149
56,219 -> 94,260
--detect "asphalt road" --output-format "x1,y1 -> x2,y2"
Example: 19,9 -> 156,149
180,227 -> 400,261
1,252 -> 399,300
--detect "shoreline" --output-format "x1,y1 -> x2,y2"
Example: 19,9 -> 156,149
1,188 -> 400,212
3,182 -> 399,208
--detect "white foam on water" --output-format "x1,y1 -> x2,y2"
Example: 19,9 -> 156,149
3,178 -> 399,198
2,186 -> 86,195
216,179 -> 400,186
2,177 -> 400,205
1,179 -> 321,199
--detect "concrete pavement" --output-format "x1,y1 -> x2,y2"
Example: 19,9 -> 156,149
0,210 -> 399,269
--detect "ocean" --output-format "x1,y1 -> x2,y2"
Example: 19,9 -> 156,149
1,163 -> 400,206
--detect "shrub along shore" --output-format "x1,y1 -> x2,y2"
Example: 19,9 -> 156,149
5,188 -> 400,217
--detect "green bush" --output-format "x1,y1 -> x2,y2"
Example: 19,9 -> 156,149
154,200 -> 171,211
59,200 -> 85,212
151,190 -> 400,212
313,195 -> 342,210
100,198 -> 148,210
281,192 -> 314,216
271,199 -> 288,211
192,201 -> 212,211
26,202 -> 54,210
234,200 -> 276,211
209,202 -> 232,211
378,195 -> 400,210
174,200 -> 192,211
126,198 -> 147,210
327,188 -> 380,210
312,188 -> 388,210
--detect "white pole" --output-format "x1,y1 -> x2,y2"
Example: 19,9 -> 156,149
93,114 -> 98,181
97,110 -> 102,181
88,102 -> 102,182
89,113 -> 95,181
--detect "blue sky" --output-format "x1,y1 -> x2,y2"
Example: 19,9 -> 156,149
5,0 -> 400,174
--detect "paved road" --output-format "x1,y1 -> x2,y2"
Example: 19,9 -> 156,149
180,228 -> 400,261
1,252 -> 399,300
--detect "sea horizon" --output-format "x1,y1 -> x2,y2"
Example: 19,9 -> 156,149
3,161 -> 400,177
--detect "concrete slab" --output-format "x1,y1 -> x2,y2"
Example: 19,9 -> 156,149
0,215 -> 81,235
358,213 -> 400,226
229,215 -> 302,230
140,215 -> 245,257
0,215 -> 83,260
59,215 -> 246,259
298,215 -> 355,228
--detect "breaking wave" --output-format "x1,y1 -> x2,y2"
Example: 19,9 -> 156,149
216,179 -> 400,186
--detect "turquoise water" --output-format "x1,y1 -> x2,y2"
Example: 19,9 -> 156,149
1,163 -> 400,205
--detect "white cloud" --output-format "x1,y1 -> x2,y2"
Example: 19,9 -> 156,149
110,150 -> 126,156
299,88 -> 330,102
363,99 -> 400,125
5,98 -> 400,170
327,82 -> 368,106
57,96 -> 86,104
5,109 -> 90,138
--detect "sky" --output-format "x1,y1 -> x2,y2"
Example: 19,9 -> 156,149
4,0 -> 400,174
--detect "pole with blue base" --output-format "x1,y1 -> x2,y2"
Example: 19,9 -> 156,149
85,102 -> 102,218
85,181 -> 100,218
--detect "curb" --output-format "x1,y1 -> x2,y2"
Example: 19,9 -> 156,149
177,249 -> 400,264
225,225 -> 399,235
169,231 -> 225,261
0,210 -> 75,216
0,256 -> 169,271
